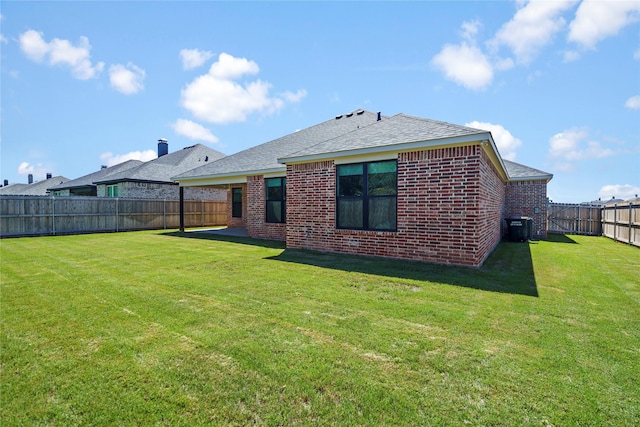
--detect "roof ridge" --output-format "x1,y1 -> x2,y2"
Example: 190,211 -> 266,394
396,113 -> 487,134
283,112 -> 385,159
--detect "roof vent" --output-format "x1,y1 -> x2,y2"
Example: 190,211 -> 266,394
335,115 -> 343,120
356,109 -> 364,115
346,112 -> 354,117
377,112 -> 381,121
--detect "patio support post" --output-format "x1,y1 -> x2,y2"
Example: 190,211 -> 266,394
179,186 -> 185,232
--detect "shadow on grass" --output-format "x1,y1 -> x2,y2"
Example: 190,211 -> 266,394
267,240 -> 538,297
161,230 -> 286,250
163,229 -> 538,297
545,233 -> 579,244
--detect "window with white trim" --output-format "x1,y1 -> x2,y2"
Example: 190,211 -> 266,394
106,184 -> 119,198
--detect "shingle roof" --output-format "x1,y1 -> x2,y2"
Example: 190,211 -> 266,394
174,110 -> 383,180
0,176 -> 69,196
95,144 -> 225,185
280,113 -> 488,162
174,111 -> 552,183
503,160 -> 553,182
47,159 -> 143,191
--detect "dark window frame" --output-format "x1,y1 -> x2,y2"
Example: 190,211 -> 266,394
265,177 -> 286,224
336,160 -> 397,232
231,187 -> 243,218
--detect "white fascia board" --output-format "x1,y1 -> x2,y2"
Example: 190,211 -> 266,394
278,133 -> 495,165
508,174 -> 554,183
174,167 -> 285,187
177,175 -> 247,187
485,134 -> 508,177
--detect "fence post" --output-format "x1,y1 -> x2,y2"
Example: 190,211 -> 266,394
115,198 -> 119,232
179,187 -> 185,232
163,199 -> 167,229
51,195 -> 56,235
629,203 -> 633,244
201,200 -> 205,227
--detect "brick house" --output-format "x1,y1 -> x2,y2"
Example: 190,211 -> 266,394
50,141 -> 227,201
174,111 -> 552,267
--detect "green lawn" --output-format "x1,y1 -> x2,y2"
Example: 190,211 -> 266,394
1,230 -> 638,426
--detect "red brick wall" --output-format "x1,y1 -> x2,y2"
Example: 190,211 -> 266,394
505,180 -> 548,238
246,175 -> 286,241
227,184 -> 247,229
285,144 -> 504,267
477,148 -> 506,263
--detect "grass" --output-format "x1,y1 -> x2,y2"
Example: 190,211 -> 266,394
1,230 -> 639,426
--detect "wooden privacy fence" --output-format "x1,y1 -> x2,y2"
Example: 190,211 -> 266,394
547,201 -> 640,247
547,203 -> 602,236
0,196 -> 227,237
601,201 -> 640,247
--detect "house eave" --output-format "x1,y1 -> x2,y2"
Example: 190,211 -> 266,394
175,167 -> 286,187
47,183 -> 96,192
508,174 -> 554,183
94,179 -> 176,186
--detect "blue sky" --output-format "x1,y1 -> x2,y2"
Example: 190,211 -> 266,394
1,0 -> 639,203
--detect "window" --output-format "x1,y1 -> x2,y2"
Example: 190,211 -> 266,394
337,160 -> 397,231
265,177 -> 286,223
232,187 -> 243,218
107,184 -> 118,198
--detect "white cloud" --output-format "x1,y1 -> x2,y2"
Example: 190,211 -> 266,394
493,56 -> 515,71
18,29 -> 104,79
281,89 -> 308,103
180,52 -> 306,124
109,63 -> 145,95
208,53 -> 260,79
490,0 -> 577,64
99,150 -> 156,167
171,119 -> 219,144
465,121 -> 522,160
568,0 -> 640,50
180,48 -> 214,70
432,42 -> 493,90
635,48 -> 640,60
563,49 -> 581,62
19,30 -> 50,62
460,20 -> 482,42
548,128 -> 616,161
598,184 -> 640,201
625,95 -> 640,110
18,161 -> 49,180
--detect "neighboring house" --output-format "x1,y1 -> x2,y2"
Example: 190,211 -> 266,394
0,175 -> 69,196
51,141 -> 227,200
174,110 -> 552,267
586,197 -> 625,206
48,160 -> 143,196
